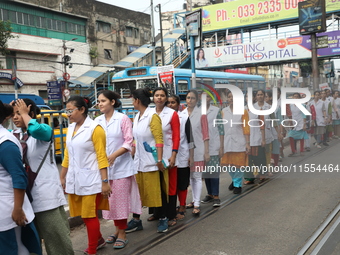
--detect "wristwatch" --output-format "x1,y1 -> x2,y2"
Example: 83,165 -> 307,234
102,179 -> 108,183
157,160 -> 162,163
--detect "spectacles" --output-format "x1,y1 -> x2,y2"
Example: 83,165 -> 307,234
64,108 -> 78,114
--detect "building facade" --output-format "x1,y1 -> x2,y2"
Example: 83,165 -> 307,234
1,0 -> 151,98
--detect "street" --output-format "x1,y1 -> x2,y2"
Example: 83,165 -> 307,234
65,138 -> 340,255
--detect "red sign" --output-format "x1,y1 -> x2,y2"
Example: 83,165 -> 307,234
63,73 -> 70,81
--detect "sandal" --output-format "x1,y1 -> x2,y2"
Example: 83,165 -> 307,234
176,211 -> 186,220
244,180 -> 254,185
147,215 -> 158,221
168,219 -> 177,227
192,207 -> 200,216
105,235 -> 117,244
186,202 -> 194,209
113,238 -> 128,249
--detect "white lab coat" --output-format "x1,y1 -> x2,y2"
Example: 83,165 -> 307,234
309,100 -> 326,126
65,116 -> 103,195
133,107 -> 168,172
151,106 -> 178,160
0,125 -> 35,231
12,128 -> 66,213
207,105 -> 221,156
222,106 -> 247,152
176,110 -> 192,168
95,111 -> 136,180
189,106 -> 207,162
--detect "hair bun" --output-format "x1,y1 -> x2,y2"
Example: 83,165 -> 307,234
143,87 -> 152,97
83,97 -> 92,108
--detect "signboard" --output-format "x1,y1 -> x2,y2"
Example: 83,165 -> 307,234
317,35 -> 328,49
47,81 -> 62,106
194,30 -> 340,68
157,65 -> 176,95
0,72 -> 24,87
298,0 -> 326,35
185,9 -> 202,49
197,0 -> 340,32
324,61 -> 334,78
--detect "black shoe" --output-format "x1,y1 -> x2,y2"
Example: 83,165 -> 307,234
233,187 -> 242,194
323,142 -> 329,146
201,195 -> 213,203
228,182 -> 235,191
212,199 -> 221,207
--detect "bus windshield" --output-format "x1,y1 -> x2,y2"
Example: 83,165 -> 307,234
113,78 -> 158,99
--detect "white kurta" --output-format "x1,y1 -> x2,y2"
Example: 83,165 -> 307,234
95,111 -> 136,180
290,104 -> 306,131
189,106 -> 207,162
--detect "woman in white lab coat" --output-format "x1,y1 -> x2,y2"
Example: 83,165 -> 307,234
309,91 -> 327,148
168,94 -> 194,220
125,88 -> 167,233
60,96 -> 111,255
12,99 -> 73,255
185,90 -> 209,215
332,91 -> 340,138
221,91 -> 250,194
287,93 -> 308,156
95,90 -> 141,249
0,100 -> 41,255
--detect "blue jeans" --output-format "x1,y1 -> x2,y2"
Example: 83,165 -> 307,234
205,176 -> 220,196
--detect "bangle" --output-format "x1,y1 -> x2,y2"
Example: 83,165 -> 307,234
246,141 -> 250,144
157,160 -> 162,163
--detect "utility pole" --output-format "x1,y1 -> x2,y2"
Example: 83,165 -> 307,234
150,0 -> 156,66
158,4 -> 165,66
311,33 -> 319,92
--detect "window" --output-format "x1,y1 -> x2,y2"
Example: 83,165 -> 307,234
144,31 -> 149,40
28,14 -> 35,26
6,51 -> 16,69
37,17 -> 46,28
1,9 -> 9,21
56,20 -> 66,32
96,21 -> 111,33
17,12 -> 23,24
104,49 -> 112,60
67,23 -> 76,34
126,26 -> 133,37
8,10 -> 16,23
134,28 -> 139,38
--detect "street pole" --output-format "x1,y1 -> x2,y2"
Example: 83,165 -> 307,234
151,0 -> 156,66
62,40 -> 67,89
311,33 -> 319,92
187,0 -> 196,89
158,4 -> 165,66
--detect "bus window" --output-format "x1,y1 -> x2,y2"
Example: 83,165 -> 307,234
177,80 -> 188,94
236,80 -> 244,90
259,82 -> 266,90
253,82 -> 259,91
137,79 -> 158,91
113,81 -> 136,99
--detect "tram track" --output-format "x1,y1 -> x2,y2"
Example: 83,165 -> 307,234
122,140 -> 339,255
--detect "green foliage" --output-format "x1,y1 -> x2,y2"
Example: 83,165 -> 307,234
0,20 -> 14,55
89,46 -> 98,59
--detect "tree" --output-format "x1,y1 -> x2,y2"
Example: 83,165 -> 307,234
0,20 -> 14,56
